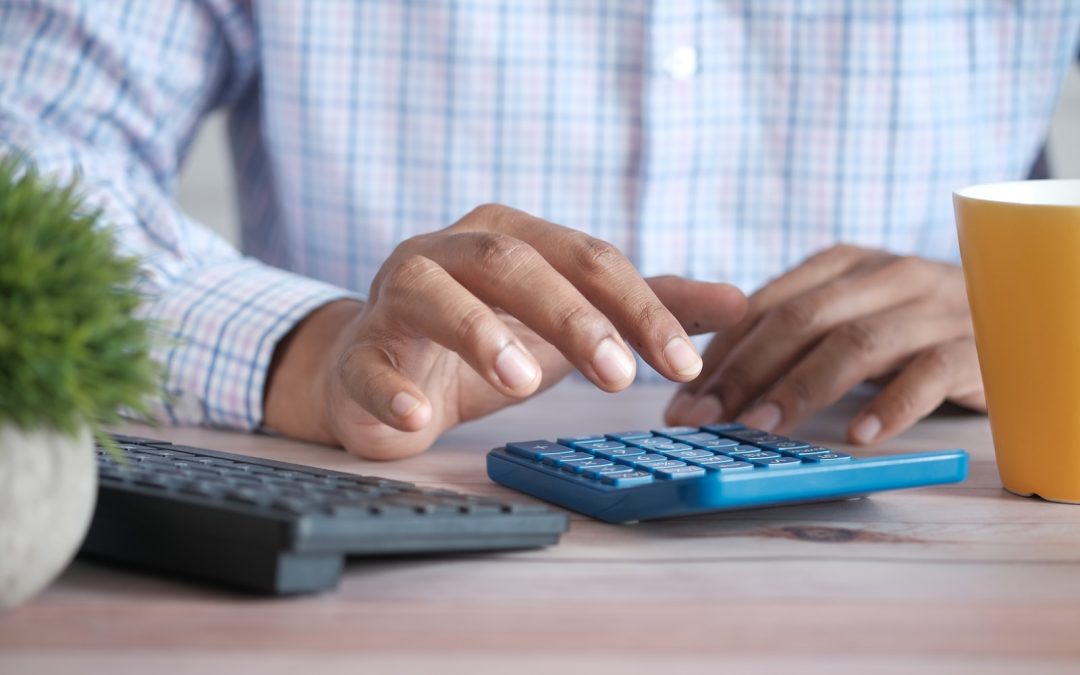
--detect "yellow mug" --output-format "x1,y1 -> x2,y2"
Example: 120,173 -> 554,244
955,180 -> 1080,503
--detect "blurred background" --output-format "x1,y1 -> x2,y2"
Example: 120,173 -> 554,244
178,64 -> 1080,247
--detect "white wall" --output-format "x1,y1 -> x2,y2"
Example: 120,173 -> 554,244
177,64 -> 1080,245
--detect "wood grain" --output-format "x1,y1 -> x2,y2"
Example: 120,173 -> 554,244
3,381 -> 1079,673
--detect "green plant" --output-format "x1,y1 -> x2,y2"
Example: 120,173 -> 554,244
0,156 -> 157,436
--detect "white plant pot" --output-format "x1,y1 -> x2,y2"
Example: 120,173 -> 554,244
0,425 -> 96,609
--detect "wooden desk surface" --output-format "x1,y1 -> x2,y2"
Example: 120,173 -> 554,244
3,381 -> 1080,674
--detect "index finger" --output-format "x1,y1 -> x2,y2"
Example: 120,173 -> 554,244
460,205 -> 711,382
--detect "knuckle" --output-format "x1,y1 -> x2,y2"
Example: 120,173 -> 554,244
884,385 -> 921,421
573,236 -> 624,276
472,233 -> 531,276
454,304 -> 497,346
919,345 -> 954,381
767,300 -> 820,334
385,253 -> 435,290
714,362 -> 754,402
835,320 -> 880,356
635,300 -> 671,336
781,373 -> 817,410
551,303 -> 598,340
888,254 -> 926,279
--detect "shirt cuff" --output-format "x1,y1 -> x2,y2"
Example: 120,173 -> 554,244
140,257 -> 361,430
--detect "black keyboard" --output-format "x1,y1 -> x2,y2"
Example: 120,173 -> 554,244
81,434 -> 568,594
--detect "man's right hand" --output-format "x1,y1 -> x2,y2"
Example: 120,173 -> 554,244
264,204 -> 747,459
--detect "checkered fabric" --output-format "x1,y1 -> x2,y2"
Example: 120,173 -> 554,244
1,0 -> 1077,428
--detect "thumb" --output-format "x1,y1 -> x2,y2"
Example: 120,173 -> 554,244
646,275 -> 748,335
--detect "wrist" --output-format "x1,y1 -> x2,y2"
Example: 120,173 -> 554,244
263,299 -> 364,443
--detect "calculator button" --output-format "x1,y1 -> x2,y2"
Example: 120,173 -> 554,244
679,432 -> 720,443
701,423 -> 746,433
639,460 -> 688,471
746,456 -> 803,468
661,449 -> 714,460
630,438 -> 693,452
584,464 -> 635,478
689,455 -> 735,466
688,437 -> 740,449
733,451 -> 781,461
557,435 -> 606,446
602,471 -> 655,487
606,430 -> 653,441
651,426 -> 701,437
722,444 -> 769,456
542,452 -> 596,467
506,441 -> 575,460
722,429 -> 770,442
754,440 -> 811,452
622,453 -> 668,465
560,458 -> 615,473
714,461 -> 755,472
802,452 -> 852,463
573,440 -> 628,453
783,446 -> 832,458
588,445 -> 646,460
654,465 -> 707,480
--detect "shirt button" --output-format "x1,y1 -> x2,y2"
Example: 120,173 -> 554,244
661,46 -> 698,80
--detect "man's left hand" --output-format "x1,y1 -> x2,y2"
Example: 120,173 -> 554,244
665,245 -> 986,444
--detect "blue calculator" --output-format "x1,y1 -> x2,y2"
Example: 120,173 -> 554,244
487,423 -> 968,522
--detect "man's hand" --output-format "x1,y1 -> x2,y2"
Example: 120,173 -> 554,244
665,245 -> 985,444
264,204 -> 747,459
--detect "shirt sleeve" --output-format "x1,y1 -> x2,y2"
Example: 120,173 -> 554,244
0,0 -> 359,430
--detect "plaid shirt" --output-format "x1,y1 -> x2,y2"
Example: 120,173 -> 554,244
1,0 -> 1077,430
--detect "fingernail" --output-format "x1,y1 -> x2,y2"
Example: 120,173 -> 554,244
664,337 -> 703,378
850,414 -> 882,444
390,391 -> 422,419
494,343 -> 539,390
665,392 -> 696,422
592,338 -> 636,385
740,402 -> 782,432
684,395 -> 723,425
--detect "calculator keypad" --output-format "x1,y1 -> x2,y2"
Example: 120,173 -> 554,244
504,424 -> 853,489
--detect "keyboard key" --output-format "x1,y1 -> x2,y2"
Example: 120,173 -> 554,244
651,426 -> 701,437
506,441 -> 575,460
660,448 -> 715,460
746,456 -> 803,469
802,452 -> 852,463
701,423 -> 746,433
542,452 -> 596,467
557,435 -> 606,446
654,465 -> 707,480
601,471 -> 655,487
638,460 -> 688,471
605,430 -> 653,441
560,458 -> 614,474
572,440 -> 627,453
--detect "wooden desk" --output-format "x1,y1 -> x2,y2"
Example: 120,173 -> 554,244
3,381 -> 1080,674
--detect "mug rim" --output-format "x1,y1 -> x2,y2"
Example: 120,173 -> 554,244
954,179 -> 1080,207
